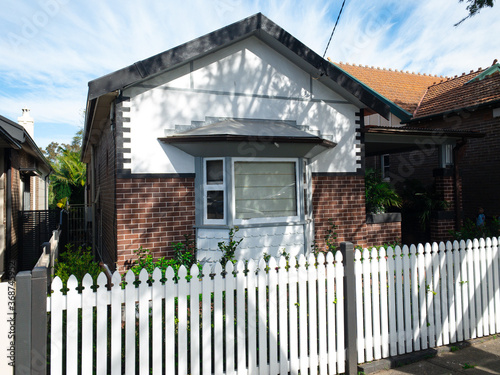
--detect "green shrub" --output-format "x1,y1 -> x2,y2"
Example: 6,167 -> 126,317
131,234 -> 201,281
449,217 -> 500,241
218,227 -> 243,266
54,244 -> 101,290
312,219 -> 338,255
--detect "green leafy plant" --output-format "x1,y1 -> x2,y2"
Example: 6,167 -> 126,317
365,168 -> 402,214
462,363 -> 475,369
312,219 -> 338,255
131,234 -> 200,281
449,217 -> 500,241
54,244 -> 101,290
218,227 -> 243,266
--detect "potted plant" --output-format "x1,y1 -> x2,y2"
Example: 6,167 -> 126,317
365,168 -> 402,215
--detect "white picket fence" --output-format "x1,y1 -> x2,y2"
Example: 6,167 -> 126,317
356,237 -> 500,364
47,252 -> 345,375
46,237 -> 500,374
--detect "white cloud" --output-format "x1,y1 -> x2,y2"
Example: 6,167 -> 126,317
0,0 -> 499,149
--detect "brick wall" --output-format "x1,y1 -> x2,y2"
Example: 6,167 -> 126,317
366,221 -> 401,246
115,177 -> 196,272
312,174 -> 401,250
10,152 -> 20,267
93,124 -> 117,267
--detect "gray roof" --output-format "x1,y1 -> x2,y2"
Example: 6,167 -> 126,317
159,119 -> 336,158
170,119 -> 322,138
0,114 -> 51,171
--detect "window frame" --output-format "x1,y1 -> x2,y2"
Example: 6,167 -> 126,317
203,157 -> 226,225
381,154 -> 390,181
231,157 -> 302,225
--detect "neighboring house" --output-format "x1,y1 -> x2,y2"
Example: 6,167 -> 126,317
334,61 -> 498,241
0,109 -> 51,278
83,13 -> 446,271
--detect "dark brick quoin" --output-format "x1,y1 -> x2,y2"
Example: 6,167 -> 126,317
115,177 -> 196,272
312,174 -> 401,250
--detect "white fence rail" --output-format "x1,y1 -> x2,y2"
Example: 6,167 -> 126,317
356,237 -> 500,364
47,252 -> 345,375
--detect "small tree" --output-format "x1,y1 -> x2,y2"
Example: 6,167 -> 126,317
45,129 -> 86,208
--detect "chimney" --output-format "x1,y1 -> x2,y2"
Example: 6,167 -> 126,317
18,107 -> 35,138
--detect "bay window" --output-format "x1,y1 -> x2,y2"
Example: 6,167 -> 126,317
202,157 -> 304,225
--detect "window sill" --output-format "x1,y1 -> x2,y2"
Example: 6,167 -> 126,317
195,221 -> 306,230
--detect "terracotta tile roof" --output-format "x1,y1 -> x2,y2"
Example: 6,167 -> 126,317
413,66 -> 500,119
334,62 -> 443,113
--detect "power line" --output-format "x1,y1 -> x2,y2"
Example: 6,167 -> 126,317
322,0 -> 347,59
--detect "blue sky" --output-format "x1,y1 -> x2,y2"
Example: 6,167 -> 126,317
1,0 -> 499,150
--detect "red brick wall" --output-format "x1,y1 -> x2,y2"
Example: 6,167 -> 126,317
10,152 -> 20,263
92,125 -> 117,267
313,175 -> 401,248
312,175 -> 367,249
366,222 -> 401,246
312,174 -> 401,249
115,177 -> 196,272
430,218 -> 455,241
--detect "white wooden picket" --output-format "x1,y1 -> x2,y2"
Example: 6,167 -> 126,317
354,237 -> 500,364
47,252 -> 345,375
46,236 -> 500,374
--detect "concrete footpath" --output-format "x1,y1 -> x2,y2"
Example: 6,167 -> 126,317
358,336 -> 500,375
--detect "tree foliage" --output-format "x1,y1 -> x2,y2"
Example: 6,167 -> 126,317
456,0 -> 495,25
44,129 -> 86,208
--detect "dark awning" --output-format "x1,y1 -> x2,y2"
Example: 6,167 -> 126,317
158,119 -> 336,158
361,125 -> 484,156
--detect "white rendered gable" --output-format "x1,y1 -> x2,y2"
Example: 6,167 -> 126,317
124,36 -> 360,175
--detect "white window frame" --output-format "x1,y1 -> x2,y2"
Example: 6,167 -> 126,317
203,157 -> 226,225
439,144 -> 454,168
231,157 -> 301,225
381,154 -> 390,181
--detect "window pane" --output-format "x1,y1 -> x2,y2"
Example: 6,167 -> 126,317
207,190 -> 224,219
234,161 -> 296,219
206,160 -> 224,185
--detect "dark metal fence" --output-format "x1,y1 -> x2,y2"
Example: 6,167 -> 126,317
18,210 -> 59,272
59,204 -> 92,250
18,205 -> 92,272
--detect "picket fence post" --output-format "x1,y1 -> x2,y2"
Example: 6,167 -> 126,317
15,267 -> 48,375
341,242 -> 358,375
15,271 -> 31,375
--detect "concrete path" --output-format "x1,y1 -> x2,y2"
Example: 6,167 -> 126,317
359,336 -> 500,375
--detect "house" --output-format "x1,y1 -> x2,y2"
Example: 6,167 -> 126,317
0,109 -> 51,277
83,13 -> 457,271
334,61 -> 498,241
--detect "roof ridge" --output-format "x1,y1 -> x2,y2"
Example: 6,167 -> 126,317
431,66 -> 485,86
336,61 -> 445,78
